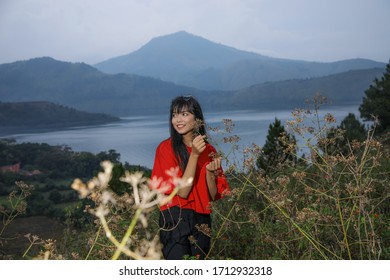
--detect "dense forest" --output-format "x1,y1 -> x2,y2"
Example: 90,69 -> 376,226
0,138 -> 148,218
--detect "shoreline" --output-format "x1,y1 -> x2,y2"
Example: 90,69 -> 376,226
0,119 -> 128,138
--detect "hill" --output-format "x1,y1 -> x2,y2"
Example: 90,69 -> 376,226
0,57 -> 208,116
216,68 -> 386,109
0,57 -> 385,116
0,101 -> 119,134
95,31 -> 386,90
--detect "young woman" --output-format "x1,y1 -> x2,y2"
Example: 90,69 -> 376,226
151,95 -> 230,260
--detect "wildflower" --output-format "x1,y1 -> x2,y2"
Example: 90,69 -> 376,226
122,171 -> 145,188
24,233 -> 40,243
188,235 -> 197,244
243,157 -> 255,169
292,171 -> 306,181
276,175 -> 290,186
207,125 -> 220,133
71,252 -> 80,260
149,175 -> 163,191
101,191 -> 116,205
248,209 -> 259,224
324,113 -> 336,123
296,208 -> 320,223
98,160 -> 113,187
307,126 -> 315,134
196,223 -> 212,237
193,118 -> 206,139
351,139 -> 362,150
222,118 -> 235,133
269,189 -> 291,207
94,204 -> 109,218
223,135 -> 240,143
71,161 -> 113,198
135,237 -> 162,259
165,166 -> 180,178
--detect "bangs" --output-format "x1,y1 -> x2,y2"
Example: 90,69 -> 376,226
171,100 -> 194,115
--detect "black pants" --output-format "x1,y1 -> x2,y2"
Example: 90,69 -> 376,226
159,206 -> 211,260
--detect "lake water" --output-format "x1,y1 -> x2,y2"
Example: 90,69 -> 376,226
3,105 -> 360,169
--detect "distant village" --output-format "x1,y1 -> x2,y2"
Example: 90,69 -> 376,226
0,162 -> 41,176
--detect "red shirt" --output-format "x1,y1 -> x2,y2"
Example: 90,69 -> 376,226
151,138 -> 230,214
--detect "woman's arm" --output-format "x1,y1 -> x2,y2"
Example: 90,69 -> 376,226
177,135 -> 206,198
205,157 -> 221,200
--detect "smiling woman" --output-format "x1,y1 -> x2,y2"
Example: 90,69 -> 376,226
151,95 -> 230,260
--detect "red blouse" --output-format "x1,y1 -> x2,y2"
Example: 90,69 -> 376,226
151,138 -> 230,214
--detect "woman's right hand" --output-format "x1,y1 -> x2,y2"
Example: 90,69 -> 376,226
191,135 -> 207,156
179,135 -> 207,198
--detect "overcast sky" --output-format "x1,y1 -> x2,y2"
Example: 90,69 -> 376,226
0,0 -> 389,65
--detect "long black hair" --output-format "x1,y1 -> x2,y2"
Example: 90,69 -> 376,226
169,95 -> 207,172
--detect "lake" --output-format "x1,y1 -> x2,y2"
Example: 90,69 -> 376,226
2,105 -> 361,169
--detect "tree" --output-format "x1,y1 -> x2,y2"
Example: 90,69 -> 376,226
324,113 -> 367,155
48,189 -> 62,203
97,149 -> 121,163
109,163 -> 130,195
359,60 -> 390,132
257,118 -> 296,175
339,113 -> 367,141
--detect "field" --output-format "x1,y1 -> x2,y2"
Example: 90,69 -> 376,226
0,216 -> 65,259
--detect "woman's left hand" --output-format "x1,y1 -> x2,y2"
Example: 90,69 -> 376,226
206,157 -> 221,173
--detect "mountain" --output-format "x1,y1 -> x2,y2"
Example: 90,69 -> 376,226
0,57 -> 208,116
95,31 -> 386,90
95,31 -> 266,80
0,101 -> 119,131
0,57 -> 385,116
214,68 -> 386,110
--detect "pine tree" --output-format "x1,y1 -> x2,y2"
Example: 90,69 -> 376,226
339,113 -> 367,142
257,118 -> 296,175
324,113 -> 367,155
359,60 -> 390,132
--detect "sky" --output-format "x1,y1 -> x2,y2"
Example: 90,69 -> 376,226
0,0 -> 389,65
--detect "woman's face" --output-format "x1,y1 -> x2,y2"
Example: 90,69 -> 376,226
171,110 -> 196,136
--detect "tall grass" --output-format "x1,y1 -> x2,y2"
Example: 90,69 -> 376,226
0,181 -> 33,238
208,95 -> 389,259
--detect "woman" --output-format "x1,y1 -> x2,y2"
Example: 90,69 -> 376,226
151,95 -> 230,260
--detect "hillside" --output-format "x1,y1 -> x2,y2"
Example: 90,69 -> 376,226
0,57 -> 386,116
95,31 -> 386,90
215,68 -> 386,109
0,101 -> 119,132
0,57 -> 208,116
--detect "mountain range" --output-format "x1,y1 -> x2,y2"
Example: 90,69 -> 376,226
0,31 -> 387,117
0,57 -> 207,116
95,31 -> 386,90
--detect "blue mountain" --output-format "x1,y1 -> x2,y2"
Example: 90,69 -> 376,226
95,31 -> 386,90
